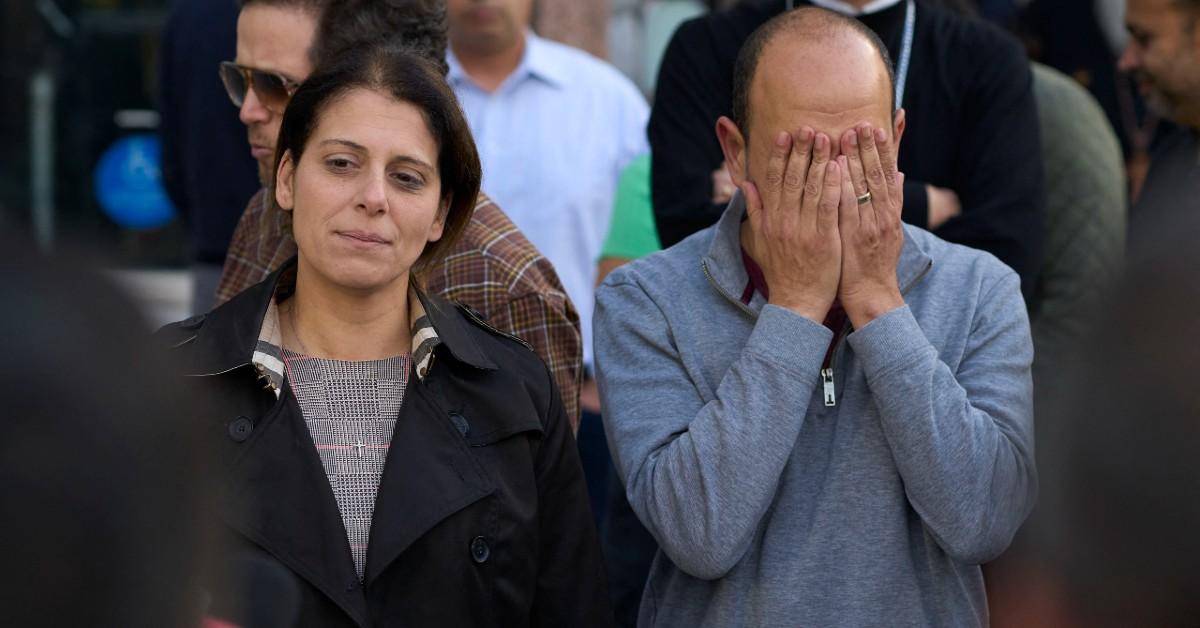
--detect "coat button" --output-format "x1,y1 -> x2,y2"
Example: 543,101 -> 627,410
449,412 -> 470,436
469,536 -> 490,564
228,416 -> 253,442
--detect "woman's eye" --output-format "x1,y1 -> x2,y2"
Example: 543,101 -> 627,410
326,158 -> 355,171
392,171 -> 424,188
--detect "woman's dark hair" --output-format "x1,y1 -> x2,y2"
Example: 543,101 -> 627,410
272,43 -> 482,281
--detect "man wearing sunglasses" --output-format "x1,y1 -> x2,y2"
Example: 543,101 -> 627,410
210,0 -> 585,427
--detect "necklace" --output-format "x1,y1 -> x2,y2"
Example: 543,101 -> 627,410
785,0 -> 916,109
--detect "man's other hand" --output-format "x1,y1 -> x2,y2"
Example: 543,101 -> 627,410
927,184 -> 962,229
741,128 -> 842,323
713,163 -> 736,205
838,125 -> 905,328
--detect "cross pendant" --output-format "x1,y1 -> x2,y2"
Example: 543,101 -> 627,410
352,441 -> 367,457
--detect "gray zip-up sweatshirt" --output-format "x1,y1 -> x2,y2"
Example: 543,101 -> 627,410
594,195 -> 1036,627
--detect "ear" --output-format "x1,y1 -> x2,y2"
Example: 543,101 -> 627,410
428,193 -> 450,243
892,108 -> 907,149
716,116 -> 749,187
274,150 -> 296,212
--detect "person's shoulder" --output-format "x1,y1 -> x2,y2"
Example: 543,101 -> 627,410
922,3 -> 1026,59
600,223 -> 715,296
535,36 -> 643,97
446,299 -> 558,397
154,313 -> 208,350
903,224 -> 1019,294
443,193 -> 570,301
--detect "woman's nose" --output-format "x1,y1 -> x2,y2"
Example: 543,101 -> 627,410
359,171 -> 389,214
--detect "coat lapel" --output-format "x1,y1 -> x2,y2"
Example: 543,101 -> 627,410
363,373 -> 495,585
219,383 -> 370,627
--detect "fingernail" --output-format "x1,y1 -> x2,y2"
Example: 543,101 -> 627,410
816,134 -> 827,150
848,132 -> 858,147
875,128 -> 887,143
839,155 -> 848,167
800,127 -> 813,142
859,125 -> 871,141
776,132 -> 790,147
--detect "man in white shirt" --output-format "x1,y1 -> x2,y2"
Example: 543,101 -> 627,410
446,0 -> 650,394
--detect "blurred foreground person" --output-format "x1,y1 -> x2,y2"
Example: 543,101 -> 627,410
215,0 -> 583,426
162,46 -> 611,627
1002,220 -> 1200,627
595,9 -> 1036,626
0,242 -> 211,627
1119,0 -> 1200,248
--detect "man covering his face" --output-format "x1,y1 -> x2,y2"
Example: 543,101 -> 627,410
594,8 -> 1036,626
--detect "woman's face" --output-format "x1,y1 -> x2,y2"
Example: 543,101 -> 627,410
275,87 -> 446,293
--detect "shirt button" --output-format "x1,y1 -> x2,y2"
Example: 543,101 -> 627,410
469,536 -> 490,564
228,416 -> 253,442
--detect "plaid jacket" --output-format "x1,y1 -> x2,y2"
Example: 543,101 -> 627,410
215,189 -> 583,427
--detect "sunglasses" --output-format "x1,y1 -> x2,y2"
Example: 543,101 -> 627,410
218,61 -> 300,113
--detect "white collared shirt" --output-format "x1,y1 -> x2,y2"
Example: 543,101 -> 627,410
448,33 -> 650,368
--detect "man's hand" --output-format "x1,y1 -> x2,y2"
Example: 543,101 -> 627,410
838,125 -> 905,328
927,184 -> 962,229
741,129 -> 842,323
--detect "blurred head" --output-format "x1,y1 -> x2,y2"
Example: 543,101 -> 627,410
716,7 -> 904,194
447,0 -> 534,57
1118,0 -> 1200,128
232,0 -> 449,185
272,44 -> 482,295
0,241 -> 212,627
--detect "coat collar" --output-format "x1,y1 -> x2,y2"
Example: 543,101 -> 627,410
181,258 -> 497,380
701,192 -> 933,315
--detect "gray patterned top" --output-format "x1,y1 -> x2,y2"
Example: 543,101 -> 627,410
283,349 -> 410,581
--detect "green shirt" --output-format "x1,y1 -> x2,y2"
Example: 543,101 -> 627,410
601,154 -> 661,260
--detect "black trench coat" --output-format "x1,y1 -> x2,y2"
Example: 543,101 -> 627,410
160,267 -> 613,627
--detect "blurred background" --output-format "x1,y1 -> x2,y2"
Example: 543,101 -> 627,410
1,0 -> 1151,326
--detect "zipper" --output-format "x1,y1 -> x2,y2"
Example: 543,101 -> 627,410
820,320 -> 851,407
705,256 -> 933,409
702,259 -> 755,317
819,258 -> 933,408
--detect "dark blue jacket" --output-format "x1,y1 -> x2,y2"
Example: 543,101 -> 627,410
159,0 -> 259,264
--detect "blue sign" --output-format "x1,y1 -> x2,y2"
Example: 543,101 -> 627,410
94,134 -> 177,230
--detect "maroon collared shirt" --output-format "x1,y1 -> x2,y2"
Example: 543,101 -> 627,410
740,248 -> 848,369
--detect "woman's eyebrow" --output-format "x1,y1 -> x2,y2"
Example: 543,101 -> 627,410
319,138 -> 368,151
390,155 -> 435,171
319,138 -> 432,169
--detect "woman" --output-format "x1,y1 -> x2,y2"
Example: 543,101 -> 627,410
161,44 -> 612,627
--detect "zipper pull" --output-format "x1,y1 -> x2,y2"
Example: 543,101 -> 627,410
821,368 -> 836,407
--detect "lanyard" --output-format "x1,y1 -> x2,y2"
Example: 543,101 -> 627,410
785,0 -> 916,109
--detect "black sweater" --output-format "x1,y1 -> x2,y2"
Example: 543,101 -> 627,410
649,0 -> 1044,297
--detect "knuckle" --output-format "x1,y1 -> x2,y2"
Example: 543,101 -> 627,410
765,172 -> 784,187
867,166 -> 885,183
784,172 -> 804,190
804,181 -> 822,198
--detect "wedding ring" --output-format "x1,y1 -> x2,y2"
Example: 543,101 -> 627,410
856,191 -> 872,205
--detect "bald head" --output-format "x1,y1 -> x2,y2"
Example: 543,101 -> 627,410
731,7 -> 896,142
715,7 -> 905,212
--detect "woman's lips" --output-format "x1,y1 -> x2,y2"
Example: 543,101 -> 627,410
336,230 -> 390,246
